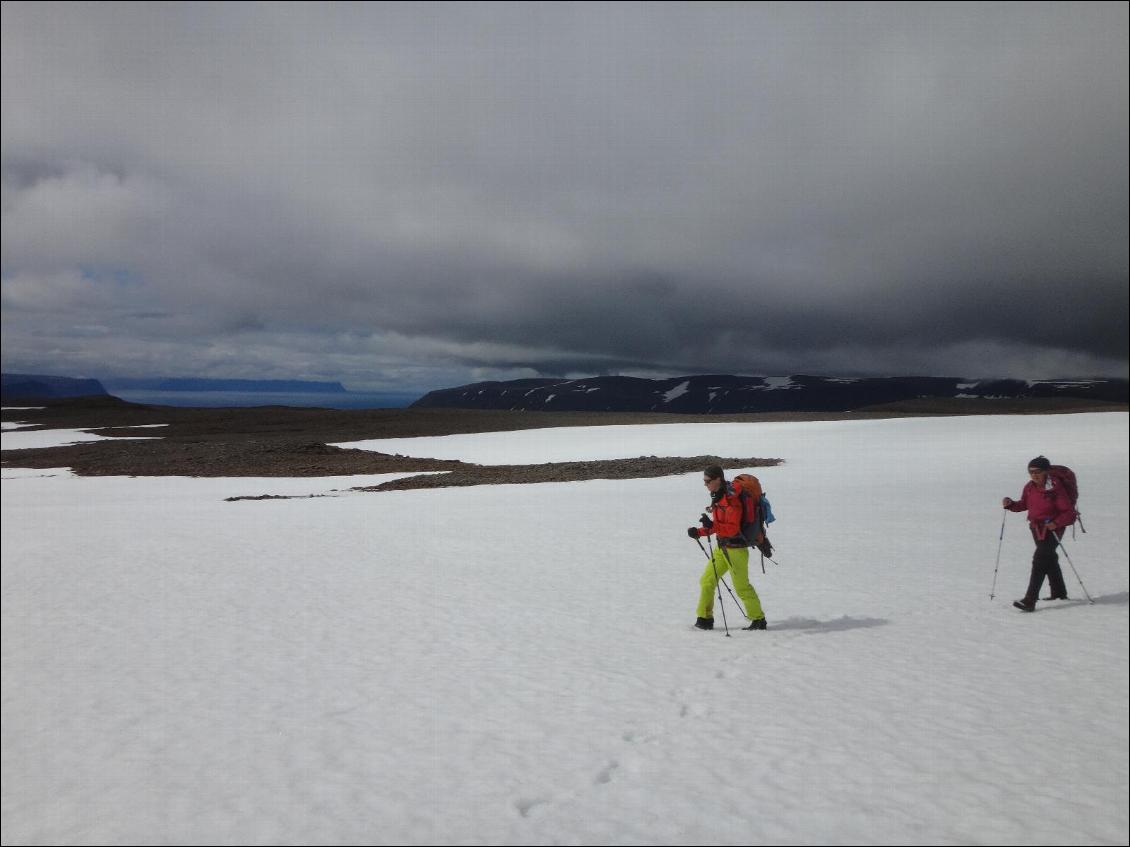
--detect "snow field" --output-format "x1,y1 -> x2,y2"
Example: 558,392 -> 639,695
2,413 -> 1127,845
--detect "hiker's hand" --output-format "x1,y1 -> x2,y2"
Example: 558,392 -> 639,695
698,515 -> 714,529
1002,497 -> 1013,508
687,527 -> 699,539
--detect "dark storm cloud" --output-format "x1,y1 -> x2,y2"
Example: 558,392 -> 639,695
1,2 -> 1126,390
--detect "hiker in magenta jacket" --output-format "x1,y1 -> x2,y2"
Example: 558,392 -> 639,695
1002,456 -> 1075,611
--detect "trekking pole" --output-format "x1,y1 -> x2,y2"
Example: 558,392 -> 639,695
760,550 -> 783,567
1051,532 -> 1095,604
693,537 -> 749,620
703,533 -> 731,637
990,510 -> 1007,601
753,532 -> 782,568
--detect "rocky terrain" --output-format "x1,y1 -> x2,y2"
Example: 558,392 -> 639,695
3,395 -> 1122,489
2,398 -> 782,487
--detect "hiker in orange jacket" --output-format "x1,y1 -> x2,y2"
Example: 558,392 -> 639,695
1002,456 -> 1075,611
687,465 -> 766,631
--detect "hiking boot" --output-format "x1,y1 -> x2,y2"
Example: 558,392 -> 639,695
694,617 -> 714,630
744,618 -> 767,630
1043,594 -> 1069,601
1012,599 -> 1036,612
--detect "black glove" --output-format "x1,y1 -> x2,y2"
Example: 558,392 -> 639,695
756,537 -> 774,559
699,514 -> 714,529
687,527 -> 699,539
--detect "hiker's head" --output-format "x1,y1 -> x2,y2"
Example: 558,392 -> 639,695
1028,456 -> 1050,479
703,465 -> 725,495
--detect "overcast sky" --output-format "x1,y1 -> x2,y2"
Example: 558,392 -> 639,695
2,2 -> 1127,392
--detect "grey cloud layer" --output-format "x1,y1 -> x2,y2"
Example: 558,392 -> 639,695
2,2 -> 1126,388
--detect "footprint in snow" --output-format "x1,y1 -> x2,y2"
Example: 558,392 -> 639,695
594,761 -> 619,785
514,796 -> 552,817
678,701 -> 710,719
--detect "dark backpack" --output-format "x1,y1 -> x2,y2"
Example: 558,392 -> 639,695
731,473 -> 776,557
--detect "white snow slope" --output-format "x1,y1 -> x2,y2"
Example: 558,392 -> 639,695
2,413 -> 1128,846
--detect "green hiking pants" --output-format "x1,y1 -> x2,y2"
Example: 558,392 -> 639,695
697,545 -> 764,621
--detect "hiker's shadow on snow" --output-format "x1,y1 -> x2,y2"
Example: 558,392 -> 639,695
770,615 -> 889,634
1040,591 -> 1129,612
1091,591 -> 1129,606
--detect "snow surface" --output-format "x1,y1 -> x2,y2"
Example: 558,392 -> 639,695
3,414 -> 1128,846
760,376 -> 796,390
0,427 -> 159,449
663,381 -> 690,402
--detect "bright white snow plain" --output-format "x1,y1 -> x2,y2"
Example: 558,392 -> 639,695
3,414 -> 1128,846
0,427 -> 158,448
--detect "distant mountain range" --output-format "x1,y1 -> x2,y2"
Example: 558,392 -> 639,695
412,374 -> 1130,414
1,374 -> 347,404
5,372 -> 1127,412
1,373 -> 110,402
102,378 -> 347,393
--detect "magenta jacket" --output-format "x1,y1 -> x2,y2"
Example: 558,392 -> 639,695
1006,479 -> 1076,535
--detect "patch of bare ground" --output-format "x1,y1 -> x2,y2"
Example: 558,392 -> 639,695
223,455 -> 779,500
3,395 -> 1122,489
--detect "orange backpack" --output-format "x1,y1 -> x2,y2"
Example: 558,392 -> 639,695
731,473 -> 771,550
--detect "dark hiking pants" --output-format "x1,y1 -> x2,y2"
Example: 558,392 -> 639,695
1024,527 -> 1068,603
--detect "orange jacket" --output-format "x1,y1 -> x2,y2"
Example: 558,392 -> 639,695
694,485 -> 748,548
